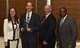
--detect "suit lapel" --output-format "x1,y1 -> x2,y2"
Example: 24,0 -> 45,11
58,18 -> 61,29
23,13 -> 26,22
43,14 -> 50,23
41,15 -> 49,25
60,16 -> 68,27
45,13 -> 51,21
24,12 -> 33,23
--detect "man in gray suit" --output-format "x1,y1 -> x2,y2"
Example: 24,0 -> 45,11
57,7 -> 77,48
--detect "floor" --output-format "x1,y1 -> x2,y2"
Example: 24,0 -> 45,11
0,37 -> 22,48
0,37 -> 80,48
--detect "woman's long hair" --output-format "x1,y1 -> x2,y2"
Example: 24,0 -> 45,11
8,8 -> 18,23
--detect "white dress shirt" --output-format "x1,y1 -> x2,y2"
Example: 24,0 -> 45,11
45,12 -> 51,19
26,11 -> 32,23
3,19 -> 19,42
60,15 -> 67,26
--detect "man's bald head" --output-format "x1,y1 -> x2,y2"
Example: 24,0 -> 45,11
44,5 -> 52,14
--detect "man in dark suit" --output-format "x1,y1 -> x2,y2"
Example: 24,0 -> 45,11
57,7 -> 77,48
20,2 -> 41,48
39,5 -> 56,48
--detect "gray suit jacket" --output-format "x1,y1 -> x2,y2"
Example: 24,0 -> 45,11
57,16 -> 77,48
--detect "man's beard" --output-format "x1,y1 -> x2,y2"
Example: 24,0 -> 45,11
60,14 -> 66,18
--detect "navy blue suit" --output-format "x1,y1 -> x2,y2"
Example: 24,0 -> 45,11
40,13 -> 56,48
20,12 -> 41,48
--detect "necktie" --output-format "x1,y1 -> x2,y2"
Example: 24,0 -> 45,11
27,12 -> 29,28
27,12 -> 29,23
60,17 -> 64,26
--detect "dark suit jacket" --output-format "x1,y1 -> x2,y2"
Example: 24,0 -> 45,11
20,12 -> 41,42
40,13 -> 56,43
57,16 -> 77,48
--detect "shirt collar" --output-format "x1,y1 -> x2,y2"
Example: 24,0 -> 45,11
45,12 -> 51,18
63,15 -> 67,20
26,11 -> 32,14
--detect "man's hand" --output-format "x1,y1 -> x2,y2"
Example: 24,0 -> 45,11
57,41 -> 60,48
21,28 -> 24,32
27,28 -> 31,32
68,45 -> 72,48
4,42 -> 8,47
43,41 -> 47,45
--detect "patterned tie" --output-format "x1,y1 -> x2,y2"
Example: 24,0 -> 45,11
27,12 -> 29,23
60,17 -> 64,26
27,12 -> 29,28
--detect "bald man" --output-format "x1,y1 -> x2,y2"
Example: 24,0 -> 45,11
20,2 -> 41,48
39,5 -> 56,48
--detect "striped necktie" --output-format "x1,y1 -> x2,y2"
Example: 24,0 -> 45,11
60,17 -> 64,26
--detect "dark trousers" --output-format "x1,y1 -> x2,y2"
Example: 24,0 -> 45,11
5,39 -> 19,48
41,40 -> 55,48
21,33 -> 36,48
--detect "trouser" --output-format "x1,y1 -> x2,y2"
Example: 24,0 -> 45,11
22,37 -> 36,48
21,35 -> 36,48
5,39 -> 19,48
